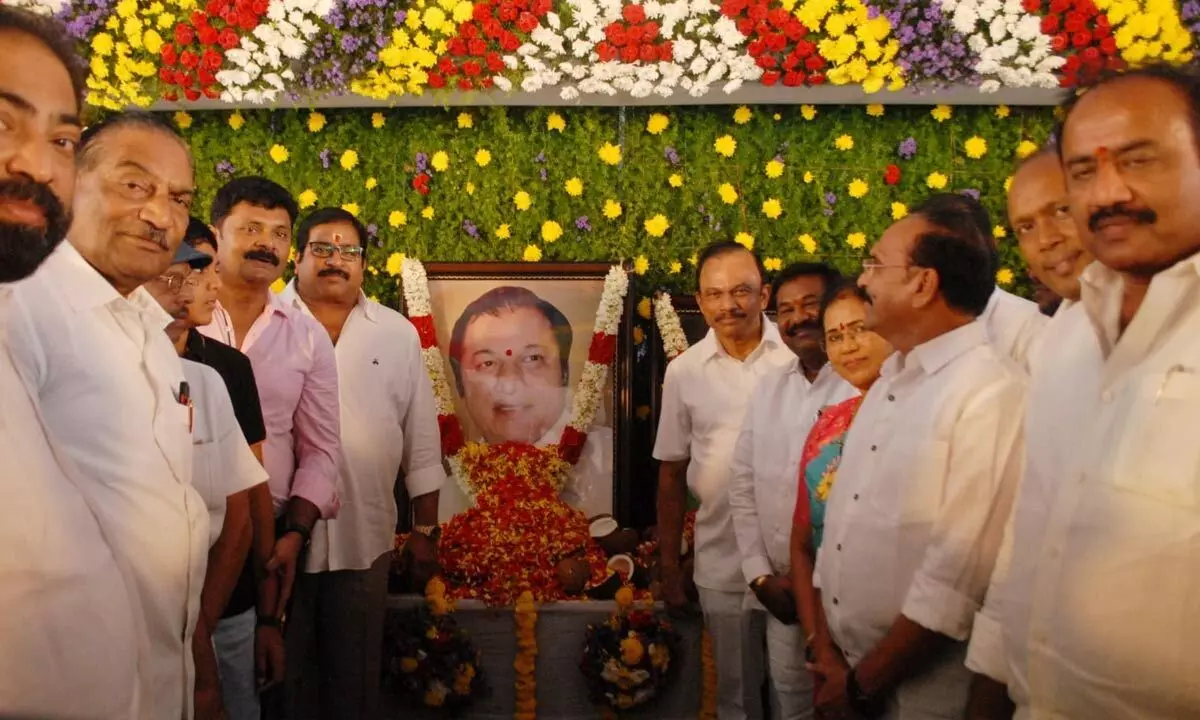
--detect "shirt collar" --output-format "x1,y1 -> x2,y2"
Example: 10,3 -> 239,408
884,320 -> 985,378
54,241 -> 123,313
281,279 -> 376,323
1078,253 -> 1200,350
699,315 -> 783,361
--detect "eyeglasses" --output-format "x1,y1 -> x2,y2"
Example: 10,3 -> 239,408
306,241 -> 365,260
156,273 -> 199,294
824,322 -> 869,348
860,259 -> 913,273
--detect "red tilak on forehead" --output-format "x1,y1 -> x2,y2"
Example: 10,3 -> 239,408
505,349 -> 512,356
1095,146 -> 1110,161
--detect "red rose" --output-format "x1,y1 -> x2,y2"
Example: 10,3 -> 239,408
766,31 -> 787,51
638,43 -> 657,62
809,72 -> 825,85
499,31 -> 521,51
202,49 -> 222,70
532,0 -> 552,15
1106,56 -> 1124,71
473,3 -> 492,22
786,19 -> 807,40
1094,23 -> 1111,38
468,38 -> 487,55
721,0 -> 747,16
205,0 -> 224,15
413,173 -> 431,194
251,0 -> 267,13
174,23 -> 195,46
161,43 -> 178,65
767,8 -> 789,27
736,17 -> 755,35
198,24 -> 219,45
198,67 -> 217,84
1063,11 -> 1084,32
884,164 -> 901,185
158,66 -> 175,83
1082,46 -> 1100,63
485,51 -> 505,72
782,70 -> 805,86
1064,54 -> 1082,70
1049,0 -> 1068,12
795,39 -> 814,57
595,41 -> 617,61
180,50 -> 200,68
1100,36 -> 1117,55
462,60 -> 482,76
480,76 -> 494,89
428,72 -> 447,89
760,69 -> 781,85
1080,0 -> 1099,16
1050,32 -> 1068,52
447,37 -> 466,56
622,4 -> 646,23
605,24 -> 627,46
462,22 -> 479,39
659,41 -> 673,61
782,52 -> 799,69
516,10 -> 538,32
619,44 -> 639,62
756,54 -> 777,69
217,28 -> 239,49
456,77 -> 473,90
747,1 -> 767,20
184,88 -> 201,101
438,56 -> 457,75
1096,14 -> 1110,29
642,21 -> 659,40
625,24 -> 643,43
238,11 -> 257,29
1040,14 -> 1059,34
497,2 -> 517,21
1071,30 -> 1091,48
747,38 -> 766,57
1022,0 -> 1040,10
193,10 -> 211,27
804,54 -> 824,70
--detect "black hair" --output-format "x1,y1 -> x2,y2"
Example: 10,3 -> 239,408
771,261 -> 842,302
694,240 -> 766,289
447,286 -> 572,395
818,279 -> 870,329
77,111 -> 189,171
210,176 -> 299,227
0,8 -> 86,111
184,216 -> 216,250
913,192 -> 999,278
296,207 -> 368,261
1056,62 -> 1200,161
906,231 -> 994,317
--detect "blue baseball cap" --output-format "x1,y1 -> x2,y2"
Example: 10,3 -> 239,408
172,242 -> 213,270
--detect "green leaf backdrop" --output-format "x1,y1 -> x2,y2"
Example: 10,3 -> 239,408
179,102 -> 1057,306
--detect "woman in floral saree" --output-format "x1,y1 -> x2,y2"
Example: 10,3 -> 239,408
788,281 -> 894,681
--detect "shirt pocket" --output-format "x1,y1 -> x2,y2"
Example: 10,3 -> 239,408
1110,370 -> 1200,509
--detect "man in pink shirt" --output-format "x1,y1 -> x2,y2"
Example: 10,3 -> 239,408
199,176 -> 341,718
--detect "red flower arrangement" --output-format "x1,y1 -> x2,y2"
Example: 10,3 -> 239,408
719,0 -> 823,86
1024,0 -> 1123,87
884,163 -> 901,186
431,0 -> 554,91
158,0 -> 269,100
412,172 -> 432,196
594,4 -> 675,64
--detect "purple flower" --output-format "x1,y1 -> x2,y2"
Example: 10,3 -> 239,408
824,191 -> 837,205
822,207 -> 835,217
575,216 -> 591,231
394,9 -> 408,23
216,160 -> 236,176
539,168 -> 548,181
960,188 -> 981,200
462,220 -> 479,238
664,146 -> 681,166
534,152 -> 546,163
366,223 -> 379,238
319,148 -> 331,169
898,137 -> 918,160
415,152 -> 428,172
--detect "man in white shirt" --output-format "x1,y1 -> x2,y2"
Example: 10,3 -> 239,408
11,110 -> 209,720
809,198 -> 1026,719
654,240 -> 796,719
281,207 -> 446,719
965,64 -> 1200,719
0,10 -> 140,717
729,262 -> 855,719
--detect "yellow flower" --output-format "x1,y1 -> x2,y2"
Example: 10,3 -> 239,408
341,203 -> 360,217
835,134 -> 854,151
688,252 -> 698,266
926,172 -> 948,190
270,278 -> 286,294
993,225 -> 1008,239
465,182 -> 475,195
431,151 -> 449,172
385,252 -> 406,276
891,201 -> 908,220
269,145 -> 289,164
621,636 -> 645,666
733,106 -> 753,124
228,111 -> 245,131
964,136 -> 988,159
995,105 -> 1011,119
866,103 -> 885,117
765,160 -> 785,179
457,112 -> 473,129
633,255 -> 650,275
1015,140 -> 1039,159
848,178 -> 869,198
734,232 -> 754,250
496,224 -> 511,239
846,232 -> 867,249
307,112 -> 326,133
298,189 -> 318,209
564,177 -> 584,197
372,112 -> 386,129
644,214 -> 671,237
1004,175 -> 1013,192
668,174 -> 684,188
389,211 -> 407,228
400,657 -> 419,673
475,149 -> 492,167
514,191 -> 532,211
603,199 -> 622,219
718,183 -> 739,204
421,206 -> 435,219
598,142 -> 622,165
996,268 -> 1014,285
931,105 -> 953,122
365,177 -> 378,190
803,171 -> 814,184
714,134 -> 737,157
636,298 -> 652,319
798,234 -> 817,254
541,220 -> 563,243
762,198 -> 783,219
646,113 -> 670,134
669,261 -> 682,274
547,112 -> 566,132
173,111 -> 192,129
340,149 -> 359,170
800,105 -> 817,121
422,5 -> 446,29
91,32 -> 114,56
764,257 -> 783,272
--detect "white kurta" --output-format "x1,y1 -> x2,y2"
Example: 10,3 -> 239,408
815,321 -> 1025,718
967,255 -> 1200,718
981,287 -> 1049,371
652,320 -> 796,592
0,287 -> 141,719
729,360 -> 856,584
281,284 -> 448,572
11,242 -> 208,720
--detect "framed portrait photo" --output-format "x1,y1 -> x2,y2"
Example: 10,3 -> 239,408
412,263 -> 635,525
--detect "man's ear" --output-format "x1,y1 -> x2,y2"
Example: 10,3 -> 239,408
910,267 -> 939,310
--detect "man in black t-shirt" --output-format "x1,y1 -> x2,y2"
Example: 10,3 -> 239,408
181,218 -> 283,720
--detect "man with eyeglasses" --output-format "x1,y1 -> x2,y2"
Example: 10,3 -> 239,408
727,262 -> 856,719
279,207 -> 445,720
655,240 -> 797,719
144,239 -> 268,720
199,177 -> 341,717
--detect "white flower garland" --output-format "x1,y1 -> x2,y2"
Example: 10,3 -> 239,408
6,0 -> 63,15
567,264 -> 629,430
216,0 -> 333,103
939,0 -> 1065,91
653,292 -> 690,361
402,258 -> 455,416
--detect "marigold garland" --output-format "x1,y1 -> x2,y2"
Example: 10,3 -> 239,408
514,591 -> 538,720
699,629 -> 717,720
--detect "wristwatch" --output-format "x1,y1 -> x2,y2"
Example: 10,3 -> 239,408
414,524 -> 438,537
284,521 -> 312,547
749,575 -> 770,590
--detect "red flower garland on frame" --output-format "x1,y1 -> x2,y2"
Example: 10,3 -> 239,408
719,0 -> 824,87
158,0 -> 269,100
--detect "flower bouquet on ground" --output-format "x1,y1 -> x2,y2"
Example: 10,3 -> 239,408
580,587 -> 681,712
382,578 -> 486,715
